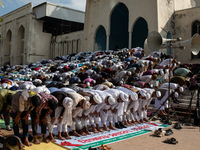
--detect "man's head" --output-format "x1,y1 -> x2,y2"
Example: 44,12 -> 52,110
30,95 -> 41,107
48,99 -> 58,110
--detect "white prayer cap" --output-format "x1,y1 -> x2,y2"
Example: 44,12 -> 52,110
92,80 -> 96,85
156,91 -> 161,98
150,61 -> 153,65
33,79 -> 42,84
145,93 -> 151,100
130,92 -> 138,101
119,81 -> 124,85
86,82 -> 90,87
127,62 -> 130,65
63,97 -> 73,108
84,96 -> 90,101
174,92 -> 179,98
179,87 -> 184,92
178,61 -> 181,65
83,100 -> 90,110
139,89 -> 147,97
119,66 -> 122,70
120,93 -> 129,102
108,96 -> 115,105
127,71 -> 132,76
159,70 -> 164,75
173,63 -> 177,67
93,93 -> 102,104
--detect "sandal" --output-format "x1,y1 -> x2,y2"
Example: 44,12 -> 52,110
164,137 -> 178,144
165,129 -> 173,136
173,123 -> 182,130
154,128 -> 166,137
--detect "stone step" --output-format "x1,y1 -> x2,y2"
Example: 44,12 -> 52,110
177,99 -> 197,104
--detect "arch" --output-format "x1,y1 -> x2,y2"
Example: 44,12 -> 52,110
17,25 -> 25,65
5,29 -> 12,64
131,17 -> 148,48
95,25 -> 106,51
109,2 -> 129,50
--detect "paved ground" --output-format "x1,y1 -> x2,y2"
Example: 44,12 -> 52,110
108,124 -> 200,150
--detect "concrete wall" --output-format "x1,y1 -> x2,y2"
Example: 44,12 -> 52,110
0,3 -> 33,66
174,6 -> 200,63
51,31 -> 84,58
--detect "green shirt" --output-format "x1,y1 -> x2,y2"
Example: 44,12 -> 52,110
0,89 -> 16,111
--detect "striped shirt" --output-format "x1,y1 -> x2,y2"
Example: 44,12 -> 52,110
36,92 -> 58,115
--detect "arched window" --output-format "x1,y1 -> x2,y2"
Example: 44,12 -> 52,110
5,30 -> 12,64
109,3 -> 129,50
17,25 -> 25,65
132,17 -> 148,48
95,25 -> 106,51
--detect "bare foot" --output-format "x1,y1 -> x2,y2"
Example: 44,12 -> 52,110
97,128 -> 104,132
33,139 -> 40,144
43,138 -> 50,143
139,119 -> 144,123
92,128 -> 99,133
64,132 -> 72,139
135,120 -> 140,124
128,120 -> 134,125
79,129 -> 87,136
103,125 -> 111,131
72,131 -> 81,137
24,139 -> 32,147
143,118 -> 149,122
124,121 -> 131,126
58,135 -> 65,140
85,128 -> 92,135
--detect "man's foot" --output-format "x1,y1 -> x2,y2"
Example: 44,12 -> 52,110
84,128 -> 91,135
139,119 -> 144,123
96,124 -> 104,132
33,139 -> 40,144
143,118 -> 149,122
103,125 -> 111,131
109,122 -> 116,130
58,135 -> 65,140
128,120 -> 134,125
97,128 -> 104,132
160,110 -> 168,116
64,132 -> 72,139
49,133 -> 56,142
43,138 -> 50,143
92,127 -> 99,133
134,119 -> 140,124
24,139 -> 32,147
6,125 -> 12,131
79,129 -> 87,136
124,121 -> 131,126
72,131 -> 81,137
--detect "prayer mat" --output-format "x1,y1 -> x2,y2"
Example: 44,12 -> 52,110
55,122 -> 170,150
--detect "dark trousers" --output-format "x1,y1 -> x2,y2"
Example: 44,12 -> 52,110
12,111 -> 28,137
3,110 -> 10,126
31,109 -> 48,135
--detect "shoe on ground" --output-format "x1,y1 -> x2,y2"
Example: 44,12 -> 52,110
6,125 -> 12,131
173,123 -> 182,130
165,129 -> 173,136
119,122 -> 127,128
115,123 -> 123,129
154,128 -> 166,137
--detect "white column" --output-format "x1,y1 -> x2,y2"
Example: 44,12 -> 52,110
129,32 -> 132,49
106,35 -> 109,50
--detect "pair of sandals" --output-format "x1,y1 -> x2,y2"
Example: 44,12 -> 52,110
154,128 -> 166,137
173,123 -> 182,129
164,137 -> 178,144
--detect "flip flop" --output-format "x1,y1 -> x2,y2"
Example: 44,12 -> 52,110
165,129 -> 173,136
164,137 -> 178,144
